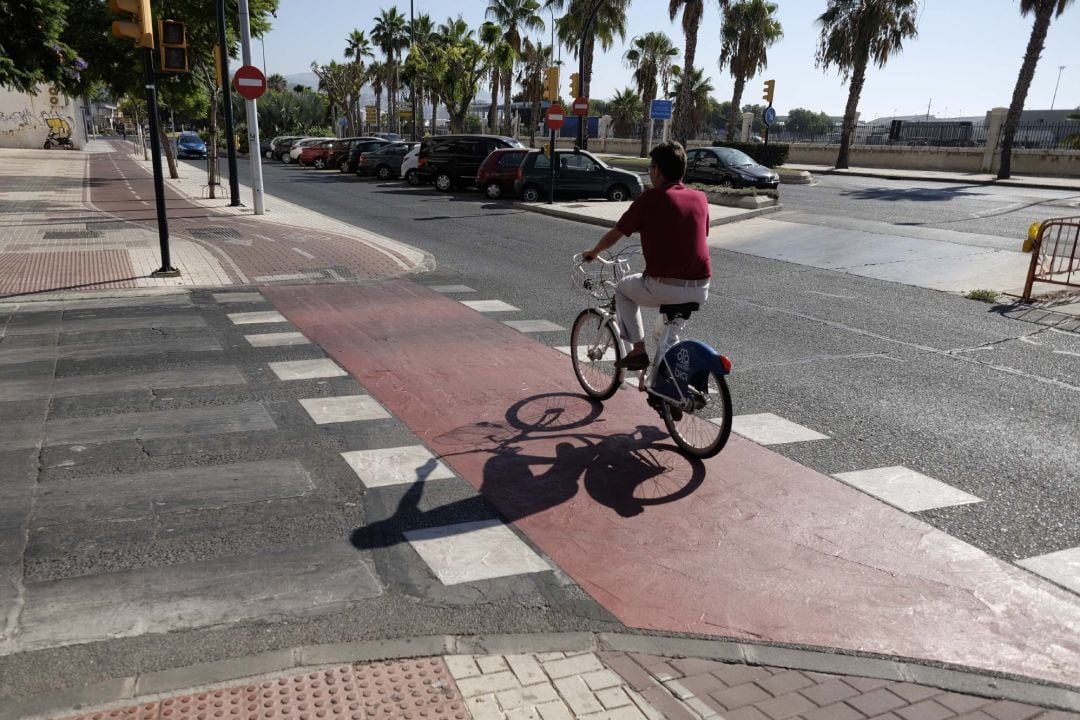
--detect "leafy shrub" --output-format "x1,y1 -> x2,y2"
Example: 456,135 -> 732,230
711,141 -> 789,168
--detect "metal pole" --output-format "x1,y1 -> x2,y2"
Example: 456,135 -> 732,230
143,48 -> 178,277
577,0 -> 607,150
1051,66 -> 1065,110
410,0 -> 417,141
217,0 -> 241,206
238,0 -> 265,215
548,128 -> 556,204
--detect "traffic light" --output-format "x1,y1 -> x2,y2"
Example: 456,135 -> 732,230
544,67 -> 559,102
762,79 -> 776,105
108,0 -> 154,49
158,20 -> 188,73
569,72 -> 580,98
213,45 -> 224,85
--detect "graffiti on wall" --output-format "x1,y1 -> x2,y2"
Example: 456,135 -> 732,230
0,86 -> 75,138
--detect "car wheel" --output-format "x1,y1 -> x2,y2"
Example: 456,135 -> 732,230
521,185 -> 542,203
718,178 -> 734,188
484,181 -> 503,200
339,159 -> 350,173
282,155 -> 293,164
264,151 -> 273,159
606,184 -> 631,202
313,158 -> 326,170
405,169 -> 419,186
434,172 -> 454,192
376,165 -> 392,180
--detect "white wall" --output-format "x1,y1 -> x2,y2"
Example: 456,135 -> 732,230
0,84 -> 87,149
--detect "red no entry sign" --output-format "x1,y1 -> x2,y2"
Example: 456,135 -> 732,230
572,96 -> 589,117
546,104 -> 565,131
232,65 -> 266,100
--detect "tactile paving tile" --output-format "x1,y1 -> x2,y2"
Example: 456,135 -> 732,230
60,660 -> 466,720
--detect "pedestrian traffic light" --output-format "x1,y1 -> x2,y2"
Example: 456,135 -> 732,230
762,79 -> 776,105
108,0 -> 154,49
544,67 -> 559,102
569,72 -> 580,98
158,20 -> 188,73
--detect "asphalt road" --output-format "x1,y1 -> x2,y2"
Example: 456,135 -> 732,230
197,158 -> 1080,566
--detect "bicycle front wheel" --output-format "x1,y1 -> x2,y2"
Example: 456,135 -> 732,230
662,370 -> 732,458
570,309 -> 624,400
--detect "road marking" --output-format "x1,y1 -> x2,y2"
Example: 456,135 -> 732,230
833,466 -> 983,513
340,445 -> 457,488
460,300 -> 520,313
732,413 -> 830,445
253,273 -> 309,282
292,247 -> 316,259
269,358 -> 347,381
299,395 -> 390,424
245,332 -> 310,347
404,519 -> 550,585
227,310 -> 287,325
502,320 -> 565,333
212,292 -> 265,303
1017,547 -> 1080,595
429,285 -> 476,293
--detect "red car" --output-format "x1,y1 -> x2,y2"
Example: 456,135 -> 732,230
475,147 -> 530,199
299,140 -> 336,169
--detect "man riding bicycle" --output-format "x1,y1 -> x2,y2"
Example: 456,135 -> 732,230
582,141 -> 711,372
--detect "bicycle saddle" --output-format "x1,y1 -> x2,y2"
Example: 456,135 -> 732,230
660,302 -> 699,320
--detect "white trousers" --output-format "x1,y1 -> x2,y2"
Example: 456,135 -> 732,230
614,273 -> 709,347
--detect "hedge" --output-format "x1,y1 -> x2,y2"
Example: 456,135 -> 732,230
710,141 -> 789,168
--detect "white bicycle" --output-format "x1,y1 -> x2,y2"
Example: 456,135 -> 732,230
570,248 -> 733,459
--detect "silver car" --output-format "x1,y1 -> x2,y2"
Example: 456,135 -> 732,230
356,141 -> 420,180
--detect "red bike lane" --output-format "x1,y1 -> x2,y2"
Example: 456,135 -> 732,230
264,279 -> 1080,688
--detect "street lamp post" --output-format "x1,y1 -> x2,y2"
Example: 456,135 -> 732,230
1051,66 -> 1065,110
410,0 -> 417,141
576,0 -> 607,150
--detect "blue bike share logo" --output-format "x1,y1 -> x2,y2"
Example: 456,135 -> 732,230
675,347 -> 691,382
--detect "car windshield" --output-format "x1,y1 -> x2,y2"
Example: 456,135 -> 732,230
178,136 -> 202,146
715,148 -> 755,167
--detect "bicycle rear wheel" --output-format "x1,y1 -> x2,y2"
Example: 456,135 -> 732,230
662,370 -> 732,458
570,309 -> 624,400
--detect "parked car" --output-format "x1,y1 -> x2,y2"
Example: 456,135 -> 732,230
269,135 -> 302,161
343,138 -> 394,174
356,141 -> 419,179
475,147 -> 530,199
417,134 -> 524,191
288,137 -> 332,164
299,139 -> 337,169
260,137 -> 273,159
515,148 -> 643,202
311,137 -> 367,172
401,145 -> 421,185
176,132 -> 207,159
684,147 -> 779,189
373,132 -> 402,142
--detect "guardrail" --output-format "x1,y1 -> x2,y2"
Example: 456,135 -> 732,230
1023,216 -> 1080,301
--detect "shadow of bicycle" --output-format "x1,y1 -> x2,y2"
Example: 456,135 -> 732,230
350,392 -> 706,551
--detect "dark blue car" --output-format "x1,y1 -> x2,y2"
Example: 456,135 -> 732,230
176,133 -> 207,159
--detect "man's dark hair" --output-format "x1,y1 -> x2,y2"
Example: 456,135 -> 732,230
649,141 -> 687,183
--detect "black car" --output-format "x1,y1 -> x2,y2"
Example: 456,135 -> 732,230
269,135 -> 302,161
343,138 -> 394,174
684,147 -> 779,189
514,148 -> 644,202
417,134 -> 523,191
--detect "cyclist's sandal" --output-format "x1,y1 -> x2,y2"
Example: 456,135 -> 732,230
614,352 -> 650,371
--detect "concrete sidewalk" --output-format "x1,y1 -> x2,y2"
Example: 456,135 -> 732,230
783,163 -> 1080,193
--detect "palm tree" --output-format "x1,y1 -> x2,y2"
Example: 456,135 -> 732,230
547,0 -> 630,113
406,13 -> 437,135
998,0 -> 1076,178
480,22 -> 512,133
372,7 -> 409,133
719,0 -> 783,142
669,0 -> 727,145
668,65 -> 713,140
816,0 -> 919,169
344,30 -> 374,134
607,87 -> 644,137
487,0 -> 546,136
624,32 -> 679,156
266,73 -> 289,93
516,37 -> 553,146
367,60 -> 387,132
1064,109 -> 1080,149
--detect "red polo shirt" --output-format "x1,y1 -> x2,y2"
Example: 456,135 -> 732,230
615,181 -> 711,280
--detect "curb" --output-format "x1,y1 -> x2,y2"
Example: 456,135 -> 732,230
8,632 -> 1080,720
515,202 -> 781,229
791,167 -> 1080,193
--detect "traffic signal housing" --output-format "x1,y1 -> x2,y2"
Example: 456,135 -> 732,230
158,20 -> 189,73
108,0 -> 153,49
762,79 -> 775,105
544,67 -> 559,102
569,72 -> 580,98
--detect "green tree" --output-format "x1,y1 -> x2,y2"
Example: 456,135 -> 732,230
624,32 -> 679,156
516,37 -> 553,146
487,0 -> 545,135
367,60 -> 387,132
546,0 -> 630,108
785,107 -> 834,136
718,0 -> 782,141
1063,109 -> 1080,149
311,60 -> 363,134
412,16 -> 488,133
479,22 -> 513,133
607,86 -> 644,137
372,7 -> 409,133
668,0 -> 728,145
998,0 -> 1076,178
405,13 -> 438,135
816,0 -> 918,169
668,65 -> 713,140
0,0 -> 84,93
267,74 -> 289,92
344,29 -> 374,130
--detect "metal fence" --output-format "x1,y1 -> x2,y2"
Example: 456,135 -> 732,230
771,120 -> 1079,150
1024,217 -> 1080,301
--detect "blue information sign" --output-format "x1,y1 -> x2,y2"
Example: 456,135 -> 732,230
763,106 -> 777,126
650,99 -> 673,121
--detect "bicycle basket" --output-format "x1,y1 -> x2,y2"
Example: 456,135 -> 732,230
573,246 -> 641,302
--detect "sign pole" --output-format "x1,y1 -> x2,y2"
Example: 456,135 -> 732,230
142,48 -> 178,277
237,0 -> 264,215
216,0 -> 241,206
548,128 -> 556,204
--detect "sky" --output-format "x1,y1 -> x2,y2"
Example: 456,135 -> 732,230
255,0 -> 1080,122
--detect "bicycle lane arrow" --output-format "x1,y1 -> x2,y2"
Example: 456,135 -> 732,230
264,280 -> 1080,688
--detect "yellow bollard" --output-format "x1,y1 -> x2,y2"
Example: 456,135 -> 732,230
1023,221 -> 1040,253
